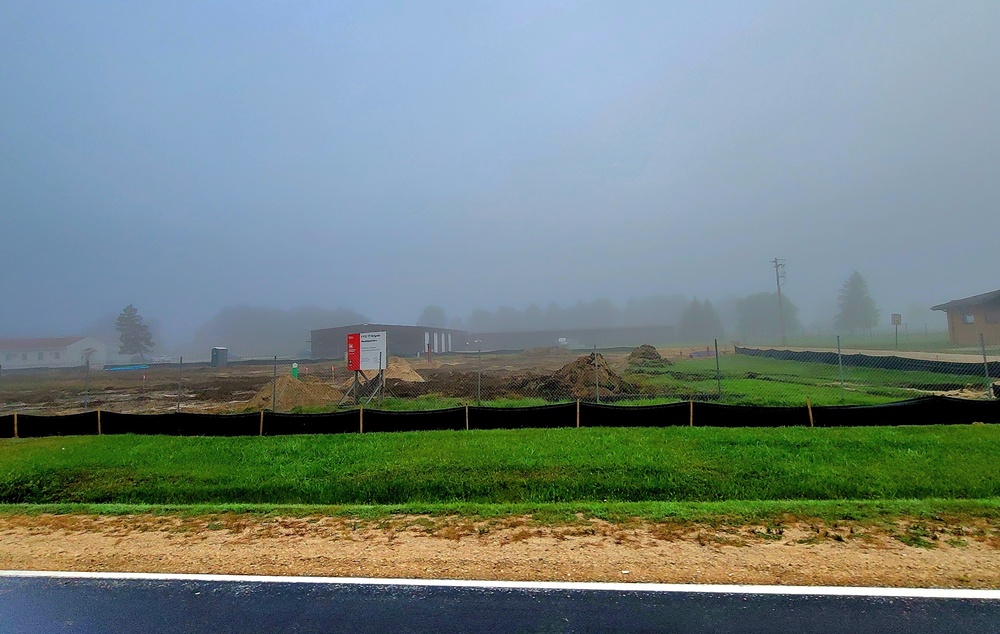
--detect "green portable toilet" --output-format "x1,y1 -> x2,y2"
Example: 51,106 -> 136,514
211,347 -> 228,367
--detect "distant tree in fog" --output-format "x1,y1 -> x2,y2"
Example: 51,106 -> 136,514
492,306 -> 524,331
736,292 -> 801,340
522,303 -> 544,330
116,304 -> 155,359
466,309 -> 493,333
190,305 -> 366,357
417,305 -> 447,328
677,298 -> 724,343
834,272 -> 879,332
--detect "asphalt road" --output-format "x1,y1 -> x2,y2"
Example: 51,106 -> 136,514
1,572 -> 998,633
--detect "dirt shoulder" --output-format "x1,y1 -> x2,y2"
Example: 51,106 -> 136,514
1,514 -> 997,589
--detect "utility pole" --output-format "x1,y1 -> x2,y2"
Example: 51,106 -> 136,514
772,257 -> 787,346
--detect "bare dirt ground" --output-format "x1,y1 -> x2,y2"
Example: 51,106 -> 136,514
1,514 -> 997,589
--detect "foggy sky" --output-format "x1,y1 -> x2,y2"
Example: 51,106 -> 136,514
3,1 -> 997,346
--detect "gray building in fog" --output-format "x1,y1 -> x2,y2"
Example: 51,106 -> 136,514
310,324 -> 470,359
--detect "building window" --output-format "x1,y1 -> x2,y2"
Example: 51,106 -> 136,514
4,353 -> 12,361
962,314 -> 975,324
37,352 -> 44,361
54,351 -> 60,360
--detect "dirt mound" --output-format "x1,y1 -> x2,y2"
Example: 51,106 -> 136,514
627,344 -> 672,367
339,357 -> 425,388
248,375 -> 343,411
543,353 -> 636,399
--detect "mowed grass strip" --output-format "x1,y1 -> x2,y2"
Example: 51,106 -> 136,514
0,426 -> 998,505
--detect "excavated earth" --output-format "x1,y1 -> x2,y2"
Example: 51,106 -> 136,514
1,514 -> 997,588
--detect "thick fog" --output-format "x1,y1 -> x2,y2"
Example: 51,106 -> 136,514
3,1 -> 997,351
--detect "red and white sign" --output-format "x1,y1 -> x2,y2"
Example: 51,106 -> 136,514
346,331 -> 387,371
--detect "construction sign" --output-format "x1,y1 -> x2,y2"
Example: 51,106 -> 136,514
346,331 -> 387,372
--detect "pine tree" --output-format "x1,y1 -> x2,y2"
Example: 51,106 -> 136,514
678,298 -> 725,342
116,304 -> 155,359
834,272 -> 879,332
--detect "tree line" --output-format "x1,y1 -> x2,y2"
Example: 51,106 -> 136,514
419,271 -> 880,342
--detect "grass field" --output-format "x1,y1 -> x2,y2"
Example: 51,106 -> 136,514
627,355 -> 992,406
2,426 -> 997,507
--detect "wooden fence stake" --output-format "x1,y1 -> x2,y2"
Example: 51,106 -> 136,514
807,397 -> 814,428
259,410 -> 264,436
13,412 -> 17,438
97,408 -> 102,435
465,405 -> 469,431
576,400 -> 580,428
359,405 -> 364,434
689,400 -> 694,427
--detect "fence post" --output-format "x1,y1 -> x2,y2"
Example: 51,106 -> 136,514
176,356 -> 183,413
359,405 -> 363,433
714,339 -> 722,399
84,362 -> 90,410
465,404 -> 469,431
981,334 -> 993,396
806,398 -> 814,427
594,346 -> 600,404
272,356 -> 277,413
576,399 -> 580,428
837,336 -> 845,395
689,400 -> 694,427
259,410 -> 264,436
13,411 -> 17,438
97,408 -> 102,435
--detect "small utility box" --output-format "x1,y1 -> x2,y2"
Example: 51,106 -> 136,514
211,347 -> 228,367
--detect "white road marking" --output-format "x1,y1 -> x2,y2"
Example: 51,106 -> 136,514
1,570 -> 997,600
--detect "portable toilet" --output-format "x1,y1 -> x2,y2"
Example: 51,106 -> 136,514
211,347 -> 228,367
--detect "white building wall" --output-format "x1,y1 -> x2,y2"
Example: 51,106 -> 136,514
0,337 -> 108,370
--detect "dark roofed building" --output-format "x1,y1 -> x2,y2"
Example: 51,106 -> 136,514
932,289 -> 1000,346
310,324 -> 470,359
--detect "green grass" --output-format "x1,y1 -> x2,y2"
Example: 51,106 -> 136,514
1,426 -> 998,506
1,499 -> 997,524
624,356 -> 991,406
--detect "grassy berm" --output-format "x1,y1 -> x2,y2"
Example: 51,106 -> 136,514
1,426 -> 998,507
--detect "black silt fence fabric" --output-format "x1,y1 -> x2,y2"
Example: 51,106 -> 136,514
0,415 -> 14,439
812,396 -> 1000,427
264,411 -> 359,436
580,402 -> 690,428
99,412 -> 175,435
469,403 -> 576,430
362,408 -> 466,433
169,413 -> 261,436
938,397 -> 1000,424
692,402 -> 809,427
735,346 -> 1000,378
15,411 -> 99,437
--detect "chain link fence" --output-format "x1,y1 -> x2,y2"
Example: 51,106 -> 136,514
0,335 -> 997,416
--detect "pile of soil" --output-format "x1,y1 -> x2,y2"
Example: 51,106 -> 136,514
338,357 -> 426,389
540,353 -> 637,399
248,375 -> 343,411
627,344 -> 672,367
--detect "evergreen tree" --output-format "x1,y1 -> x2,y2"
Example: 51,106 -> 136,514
417,305 -> 447,328
834,272 -> 879,332
678,298 -> 725,342
736,292 -> 801,340
116,304 -> 155,359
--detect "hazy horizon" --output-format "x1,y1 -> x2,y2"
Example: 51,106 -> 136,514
4,1 -> 995,347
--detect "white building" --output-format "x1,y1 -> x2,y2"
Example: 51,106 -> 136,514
0,337 -> 108,370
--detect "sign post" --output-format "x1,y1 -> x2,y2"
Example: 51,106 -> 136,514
343,331 -> 388,405
891,313 -> 902,350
